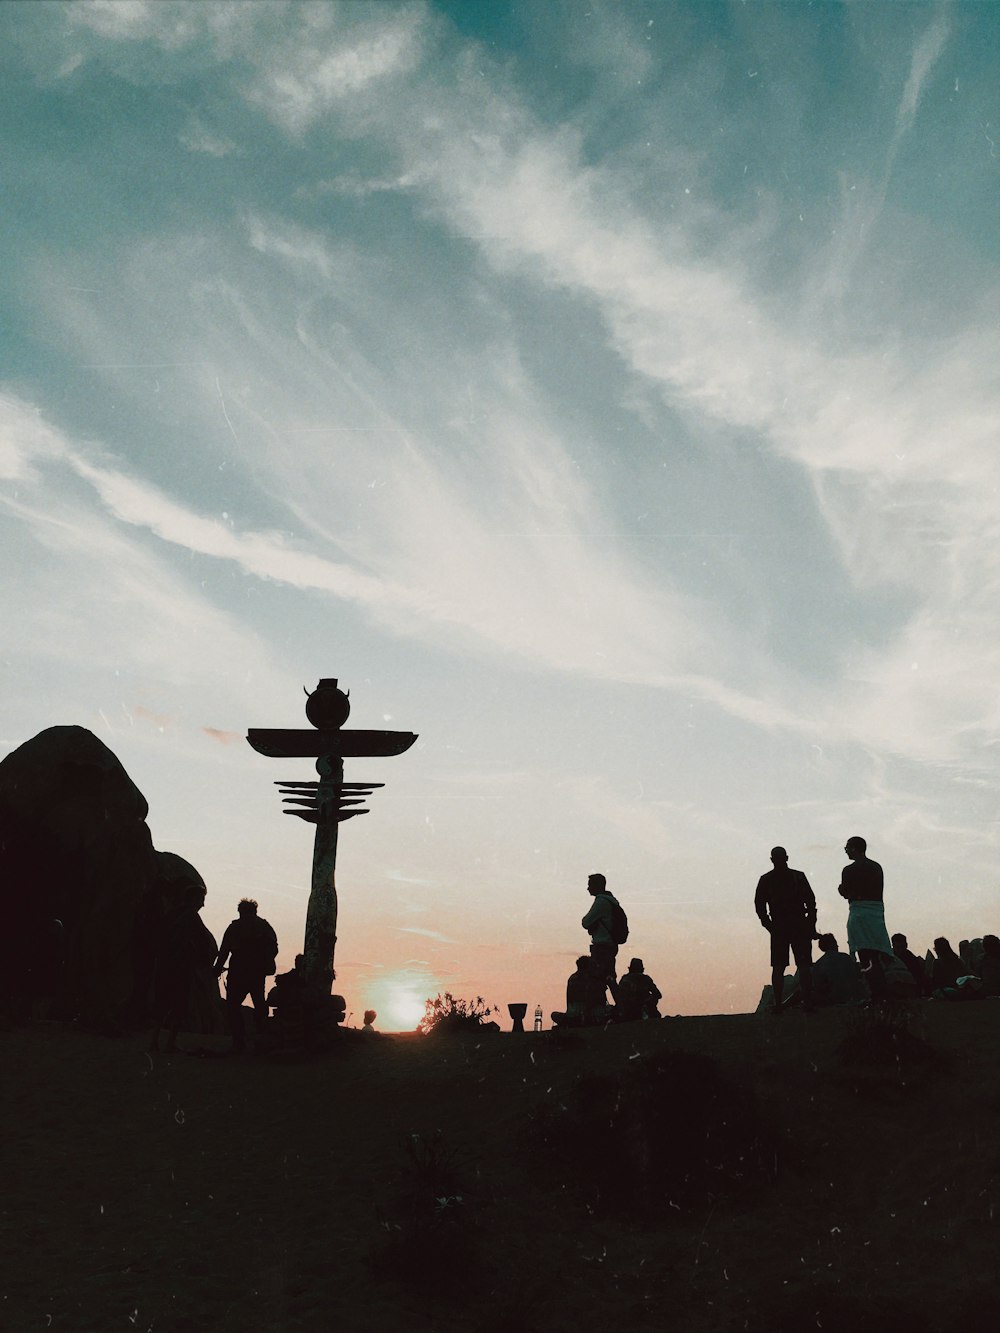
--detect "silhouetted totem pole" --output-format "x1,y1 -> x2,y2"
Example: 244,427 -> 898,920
247,679 -> 417,994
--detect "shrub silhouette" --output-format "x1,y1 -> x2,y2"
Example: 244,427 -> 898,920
418,992 -> 496,1036
526,1048 -> 780,1220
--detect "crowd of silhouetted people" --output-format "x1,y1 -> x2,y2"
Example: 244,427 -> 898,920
547,854 -> 1000,1030
7,852 -> 1000,1044
549,873 -> 665,1027
752,837 -> 1000,1014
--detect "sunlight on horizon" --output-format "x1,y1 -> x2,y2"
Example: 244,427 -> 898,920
362,971 -> 436,1032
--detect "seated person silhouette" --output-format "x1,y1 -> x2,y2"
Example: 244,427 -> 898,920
892,933 -> 931,996
361,1008 -> 378,1034
980,935 -> 1000,997
807,934 -> 868,1007
266,954 -> 314,1050
551,956 -> 615,1028
959,938 -> 986,976
930,938 -> 964,991
617,958 -> 662,1021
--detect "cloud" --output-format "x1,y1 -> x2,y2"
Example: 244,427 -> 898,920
179,118 -> 236,157
17,2 -> 1000,776
397,926 -> 456,943
894,12 -> 950,144
245,6 -> 425,132
0,392 -> 291,732
0,393 -> 68,480
202,726 -> 242,745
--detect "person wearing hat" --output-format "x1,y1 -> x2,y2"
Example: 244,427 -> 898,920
617,958 -> 663,1022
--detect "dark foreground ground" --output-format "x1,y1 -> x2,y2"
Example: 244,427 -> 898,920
3,1002 -> 1000,1333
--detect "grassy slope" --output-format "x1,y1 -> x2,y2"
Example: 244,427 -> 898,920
2,1004 -> 999,1333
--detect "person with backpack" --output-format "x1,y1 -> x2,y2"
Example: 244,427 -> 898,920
214,898 -> 279,1054
582,872 -> 627,1004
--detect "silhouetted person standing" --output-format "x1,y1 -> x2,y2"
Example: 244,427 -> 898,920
582,873 -> 623,1004
150,885 -> 218,1053
215,898 -> 278,1054
755,847 -> 816,1013
839,837 -> 892,1003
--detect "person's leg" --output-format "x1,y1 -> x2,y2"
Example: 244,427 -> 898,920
769,932 -> 790,1012
590,943 -> 618,1004
607,950 -> 621,1005
792,937 -> 814,1011
859,950 -> 888,1001
226,975 -> 249,1051
250,976 -> 268,1039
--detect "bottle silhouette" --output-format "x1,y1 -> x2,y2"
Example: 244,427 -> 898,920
533,1004 -> 543,1032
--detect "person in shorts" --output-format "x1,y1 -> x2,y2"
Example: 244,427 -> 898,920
754,846 -> 817,1013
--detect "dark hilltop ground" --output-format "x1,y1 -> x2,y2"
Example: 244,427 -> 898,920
3,1002 -> 1000,1333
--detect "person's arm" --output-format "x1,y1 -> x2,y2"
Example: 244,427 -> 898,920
837,865 -> 851,900
581,899 -> 601,931
214,925 -> 232,976
754,879 -> 771,930
800,873 -> 818,933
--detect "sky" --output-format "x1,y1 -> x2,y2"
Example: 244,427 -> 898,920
2,0 -> 998,1027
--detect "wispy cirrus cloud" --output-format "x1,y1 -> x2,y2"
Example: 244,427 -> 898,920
20,3 -> 1000,774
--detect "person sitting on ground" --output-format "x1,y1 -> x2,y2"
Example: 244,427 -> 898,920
809,934 -> 868,1007
892,933 -> 931,996
882,950 -> 919,999
930,938 -> 964,992
266,953 -> 313,1051
934,974 -> 985,1002
551,956 -> 614,1028
959,938 -> 986,976
979,935 -> 1000,997
361,1008 -> 378,1034
617,958 -> 662,1022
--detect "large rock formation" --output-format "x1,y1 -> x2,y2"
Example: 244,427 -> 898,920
0,725 -> 216,1029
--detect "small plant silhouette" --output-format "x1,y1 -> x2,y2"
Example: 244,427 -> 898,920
418,992 -> 496,1036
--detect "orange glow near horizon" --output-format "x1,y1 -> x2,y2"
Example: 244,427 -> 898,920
358,970 -> 438,1032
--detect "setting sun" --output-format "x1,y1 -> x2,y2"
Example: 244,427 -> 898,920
388,991 -> 427,1030
361,971 -> 435,1031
